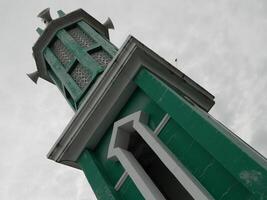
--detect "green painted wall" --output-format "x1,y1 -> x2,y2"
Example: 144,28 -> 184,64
78,150 -> 120,200
134,68 -> 267,199
79,68 -> 267,200
158,119 -> 249,199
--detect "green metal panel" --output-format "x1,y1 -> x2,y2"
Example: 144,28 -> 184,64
134,67 -> 267,199
48,69 -> 77,110
44,48 -> 82,101
42,22 -> 118,110
56,29 -> 104,75
159,119 -> 250,199
40,10 -> 118,111
57,9 -> 117,55
78,150 -> 120,200
118,177 -> 144,200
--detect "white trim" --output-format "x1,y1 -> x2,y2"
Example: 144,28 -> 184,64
114,171 -> 128,191
108,111 -> 213,200
114,113 -> 171,190
154,114 -> 171,136
116,148 -> 166,200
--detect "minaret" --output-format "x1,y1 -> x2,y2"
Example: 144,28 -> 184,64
29,8 -> 267,200
30,8 -> 117,110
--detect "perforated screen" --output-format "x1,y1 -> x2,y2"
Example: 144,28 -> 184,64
70,63 -> 91,89
50,39 -> 74,67
90,49 -> 112,68
68,27 -> 96,48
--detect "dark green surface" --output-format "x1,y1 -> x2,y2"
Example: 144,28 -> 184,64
78,150 -> 120,200
159,119 -> 249,199
56,29 -> 104,75
42,19 -> 117,110
134,68 -> 267,199
44,47 -> 82,101
78,67 -> 267,199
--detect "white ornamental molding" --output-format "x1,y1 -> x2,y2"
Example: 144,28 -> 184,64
107,111 -> 211,200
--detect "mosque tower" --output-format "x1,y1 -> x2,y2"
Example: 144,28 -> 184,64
29,8 -> 267,200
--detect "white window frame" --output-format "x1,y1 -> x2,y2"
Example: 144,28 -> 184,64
107,111 -> 212,200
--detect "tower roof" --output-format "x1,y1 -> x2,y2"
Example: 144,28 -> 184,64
32,8 -> 110,84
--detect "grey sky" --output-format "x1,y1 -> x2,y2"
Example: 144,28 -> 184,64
0,0 -> 267,199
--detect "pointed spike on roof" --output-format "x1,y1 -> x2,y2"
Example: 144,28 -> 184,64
27,71 -> 39,84
38,8 -> 52,25
103,17 -> 114,30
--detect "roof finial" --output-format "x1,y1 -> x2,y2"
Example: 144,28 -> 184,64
27,71 -> 39,84
103,17 -> 114,30
38,8 -> 52,26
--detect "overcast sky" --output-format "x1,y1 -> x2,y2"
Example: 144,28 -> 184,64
0,0 -> 267,199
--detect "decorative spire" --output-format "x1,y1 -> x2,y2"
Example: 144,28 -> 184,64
27,71 -> 39,84
103,17 -> 114,30
38,8 -> 52,26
